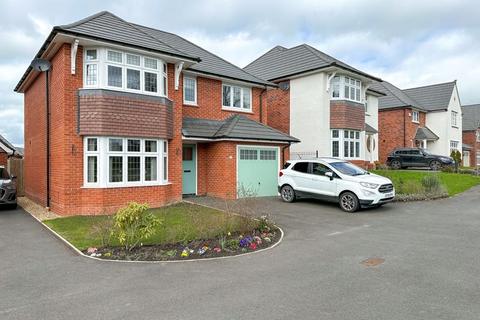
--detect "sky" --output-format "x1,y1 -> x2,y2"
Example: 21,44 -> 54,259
1,0 -> 480,146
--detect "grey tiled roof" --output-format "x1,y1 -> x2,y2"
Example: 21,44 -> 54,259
370,81 -> 424,111
414,127 -> 439,141
0,134 -> 16,153
244,44 -> 381,82
134,24 -> 272,86
403,81 -> 456,111
16,11 -> 272,91
182,115 -> 299,143
461,104 -> 480,131
364,123 -> 378,134
57,11 -> 198,61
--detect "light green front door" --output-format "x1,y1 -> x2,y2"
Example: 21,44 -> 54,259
182,144 -> 196,195
237,147 -> 279,197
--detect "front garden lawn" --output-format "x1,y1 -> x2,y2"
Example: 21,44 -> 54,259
44,203 -> 256,250
372,170 -> 480,196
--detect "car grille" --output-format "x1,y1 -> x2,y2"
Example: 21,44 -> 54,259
379,184 -> 394,193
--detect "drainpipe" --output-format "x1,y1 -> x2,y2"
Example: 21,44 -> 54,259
45,69 -> 51,209
259,86 -> 267,124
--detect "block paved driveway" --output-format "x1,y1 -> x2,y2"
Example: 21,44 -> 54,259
1,187 -> 480,320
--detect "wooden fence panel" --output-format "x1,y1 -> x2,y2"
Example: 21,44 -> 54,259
8,158 -> 24,196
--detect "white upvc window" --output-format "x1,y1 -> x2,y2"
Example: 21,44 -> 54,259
331,75 -> 362,102
450,140 -> 459,154
412,110 -> 420,123
476,130 -> 480,142
83,137 -> 168,188
83,47 -> 167,97
331,129 -> 361,159
183,76 -> 197,105
451,111 -> 458,127
222,84 -> 252,112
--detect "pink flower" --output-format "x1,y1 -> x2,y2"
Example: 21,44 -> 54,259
249,242 -> 257,250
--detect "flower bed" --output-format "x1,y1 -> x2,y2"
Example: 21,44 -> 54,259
83,228 -> 281,261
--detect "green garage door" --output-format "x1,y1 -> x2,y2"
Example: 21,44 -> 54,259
237,147 -> 279,197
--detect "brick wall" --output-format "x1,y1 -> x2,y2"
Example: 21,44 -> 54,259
182,76 -> 268,124
378,108 -> 427,163
0,151 -> 7,167
463,130 -> 479,166
265,86 -> 290,134
78,89 -> 173,138
330,100 -> 365,130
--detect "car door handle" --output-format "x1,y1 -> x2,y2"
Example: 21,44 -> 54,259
184,170 -> 191,173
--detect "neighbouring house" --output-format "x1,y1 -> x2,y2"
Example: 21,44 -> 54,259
461,104 -> 480,167
244,44 -> 385,168
0,134 -> 22,168
14,11 -> 298,216
372,81 -> 462,163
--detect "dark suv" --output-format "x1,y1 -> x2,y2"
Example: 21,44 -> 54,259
386,148 -> 454,170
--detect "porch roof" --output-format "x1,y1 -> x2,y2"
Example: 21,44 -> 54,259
414,127 -> 439,141
182,115 -> 300,143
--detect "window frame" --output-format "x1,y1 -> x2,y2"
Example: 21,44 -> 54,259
222,83 -> 252,112
450,140 -> 459,154
330,75 -> 362,103
83,137 -> 168,188
183,75 -> 197,105
412,110 -> 420,123
83,47 -> 166,97
451,111 -> 458,127
330,129 -> 362,160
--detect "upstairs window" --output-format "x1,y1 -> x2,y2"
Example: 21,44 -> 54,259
183,76 -> 197,105
451,111 -> 458,127
84,48 -> 167,97
222,84 -> 252,111
412,110 -> 420,123
330,75 -> 362,102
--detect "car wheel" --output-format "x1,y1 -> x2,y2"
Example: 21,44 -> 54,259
339,192 -> 360,213
390,160 -> 401,170
430,160 -> 441,171
280,185 -> 296,203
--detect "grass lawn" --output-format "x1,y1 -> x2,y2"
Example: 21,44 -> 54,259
44,203 -> 255,250
372,170 -> 480,196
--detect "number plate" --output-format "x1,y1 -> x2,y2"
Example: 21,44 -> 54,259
384,192 -> 393,198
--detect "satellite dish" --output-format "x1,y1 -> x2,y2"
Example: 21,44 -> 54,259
30,58 -> 51,72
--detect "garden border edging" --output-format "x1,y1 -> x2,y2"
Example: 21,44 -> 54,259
24,207 -> 284,264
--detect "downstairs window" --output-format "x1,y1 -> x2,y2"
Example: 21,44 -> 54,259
331,129 -> 361,159
84,137 -> 168,188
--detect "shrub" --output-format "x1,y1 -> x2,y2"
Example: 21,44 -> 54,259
421,175 -> 445,194
113,202 -> 162,251
89,216 -> 114,247
400,180 -> 424,195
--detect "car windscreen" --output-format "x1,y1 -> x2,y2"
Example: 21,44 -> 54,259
421,149 -> 432,155
330,162 -> 367,176
0,168 -> 10,180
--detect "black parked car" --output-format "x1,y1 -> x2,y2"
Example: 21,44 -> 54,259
386,148 -> 454,170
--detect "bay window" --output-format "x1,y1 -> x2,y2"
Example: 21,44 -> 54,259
83,137 -> 168,187
331,129 -> 361,159
222,84 -> 252,111
84,48 -> 167,96
330,75 -> 362,102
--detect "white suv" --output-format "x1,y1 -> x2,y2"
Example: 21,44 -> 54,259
278,158 -> 395,212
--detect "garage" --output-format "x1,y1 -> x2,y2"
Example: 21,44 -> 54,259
237,146 -> 280,197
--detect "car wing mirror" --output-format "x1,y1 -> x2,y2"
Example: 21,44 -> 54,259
11,175 -> 17,180
325,171 -> 334,180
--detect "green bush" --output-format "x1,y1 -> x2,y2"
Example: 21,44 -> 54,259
421,175 -> 444,194
113,202 -> 162,251
401,180 -> 424,195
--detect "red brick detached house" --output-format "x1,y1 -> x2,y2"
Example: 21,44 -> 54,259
461,104 -> 480,167
372,81 -> 462,163
15,11 -> 298,216
0,134 -> 21,168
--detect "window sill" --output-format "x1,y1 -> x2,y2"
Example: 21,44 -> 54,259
221,107 -> 254,114
81,86 -> 168,99
82,182 -> 171,189
330,98 -> 363,104
412,120 -> 420,124
183,103 -> 198,107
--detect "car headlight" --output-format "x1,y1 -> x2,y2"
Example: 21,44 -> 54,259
360,182 -> 379,189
